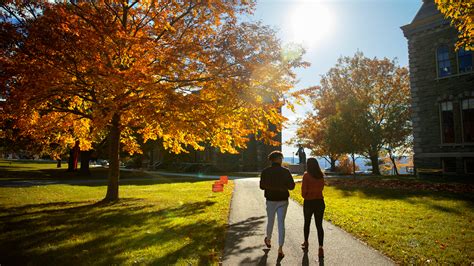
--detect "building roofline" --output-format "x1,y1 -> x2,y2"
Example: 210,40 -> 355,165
401,0 -> 451,38
401,14 -> 449,38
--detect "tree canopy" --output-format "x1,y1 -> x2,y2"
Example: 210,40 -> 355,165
298,52 -> 411,175
291,115 -> 341,171
0,1 -> 306,200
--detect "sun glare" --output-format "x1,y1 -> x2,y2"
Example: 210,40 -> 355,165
286,3 -> 333,48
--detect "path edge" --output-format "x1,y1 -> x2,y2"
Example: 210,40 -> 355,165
219,179 -> 237,265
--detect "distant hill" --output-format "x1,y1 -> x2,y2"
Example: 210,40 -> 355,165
284,156 -> 412,174
283,157 -> 298,164
284,157 -> 333,169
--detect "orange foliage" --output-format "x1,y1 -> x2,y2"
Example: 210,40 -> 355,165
336,155 -> 359,175
0,1 -> 307,200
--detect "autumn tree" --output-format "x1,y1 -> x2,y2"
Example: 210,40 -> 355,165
325,97 -> 369,175
336,155 -> 359,175
301,52 -> 411,175
291,116 -> 341,172
435,0 -> 473,51
0,1 -> 306,201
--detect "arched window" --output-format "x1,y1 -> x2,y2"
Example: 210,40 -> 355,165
458,48 -> 473,73
437,45 -> 451,77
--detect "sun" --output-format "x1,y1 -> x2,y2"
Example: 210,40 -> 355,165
286,3 -> 333,48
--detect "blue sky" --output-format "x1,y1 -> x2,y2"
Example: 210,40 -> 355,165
242,0 -> 423,157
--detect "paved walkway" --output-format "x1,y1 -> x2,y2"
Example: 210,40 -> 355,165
223,178 -> 394,266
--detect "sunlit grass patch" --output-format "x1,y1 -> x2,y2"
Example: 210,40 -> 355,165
290,183 -> 474,264
0,180 -> 233,265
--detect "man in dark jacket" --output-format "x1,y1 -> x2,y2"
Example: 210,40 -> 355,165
260,150 -> 295,258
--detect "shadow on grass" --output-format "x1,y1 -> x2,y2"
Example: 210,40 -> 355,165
0,165 -> 42,170
0,167 -> 215,188
0,167 -> 145,180
329,174 -> 474,185
0,198 -> 224,265
330,185 -> 474,212
0,167 -> 102,180
0,160 -> 55,164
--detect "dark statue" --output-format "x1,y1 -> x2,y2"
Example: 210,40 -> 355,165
295,146 -> 306,166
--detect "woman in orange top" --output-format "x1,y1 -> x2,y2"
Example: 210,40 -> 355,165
301,157 -> 325,258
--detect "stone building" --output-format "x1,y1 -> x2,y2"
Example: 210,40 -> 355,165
401,0 -> 474,175
145,133 -> 281,172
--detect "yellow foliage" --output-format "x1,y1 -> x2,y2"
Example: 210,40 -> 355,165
336,155 -> 359,175
435,0 -> 474,51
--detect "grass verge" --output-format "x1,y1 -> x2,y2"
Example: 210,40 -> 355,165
290,182 -> 474,264
0,175 -> 233,265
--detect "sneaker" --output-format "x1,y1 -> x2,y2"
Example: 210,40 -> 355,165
278,251 -> 285,258
264,237 -> 271,248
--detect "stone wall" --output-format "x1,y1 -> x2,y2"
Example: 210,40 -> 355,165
406,22 -> 474,175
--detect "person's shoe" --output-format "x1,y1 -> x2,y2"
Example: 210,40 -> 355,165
318,247 -> 324,257
264,237 -> 271,248
301,242 -> 308,250
278,251 -> 285,258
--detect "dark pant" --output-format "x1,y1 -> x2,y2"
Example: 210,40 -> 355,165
303,199 -> 325,246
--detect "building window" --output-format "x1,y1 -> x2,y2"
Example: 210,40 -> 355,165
437,45 -> 451,77
465,158 -> 474,173
462,98 -> 474,143
458,48 -> 473,73
442,158 -> 457,173
440,101 -> 455,143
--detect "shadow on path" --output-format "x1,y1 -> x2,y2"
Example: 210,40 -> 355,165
302,250 -> 324,266
223,215 -> 265,261
257,248 -> 270,266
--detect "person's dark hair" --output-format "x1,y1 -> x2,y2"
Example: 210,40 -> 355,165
268,150 -> 284,161
307,157 -> 324,179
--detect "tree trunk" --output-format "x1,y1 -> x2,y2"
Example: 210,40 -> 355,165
369,152 -> 381,175
330,157 -> 337,172
72,141 -> 80,170
351,153 -> 356,177
57,159 -> 61,168
67,149 -> 74,172
388,151 -> 399,176
104,113 -> 121,202
80,150 -> 91,175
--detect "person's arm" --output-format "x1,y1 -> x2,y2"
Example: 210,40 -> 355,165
301,174 -> 307,199
286,169 -> 295,190
260,171 -> 267,190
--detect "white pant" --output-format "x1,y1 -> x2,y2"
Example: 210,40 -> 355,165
266,200 -> 289,247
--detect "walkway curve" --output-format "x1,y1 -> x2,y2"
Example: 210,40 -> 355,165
223,178 -> 395,266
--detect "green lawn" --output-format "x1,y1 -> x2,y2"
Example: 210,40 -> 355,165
0,159 -> 169,180
290,181 -> 474,264
0,159 -> 61,173
0,161 -> 233,265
